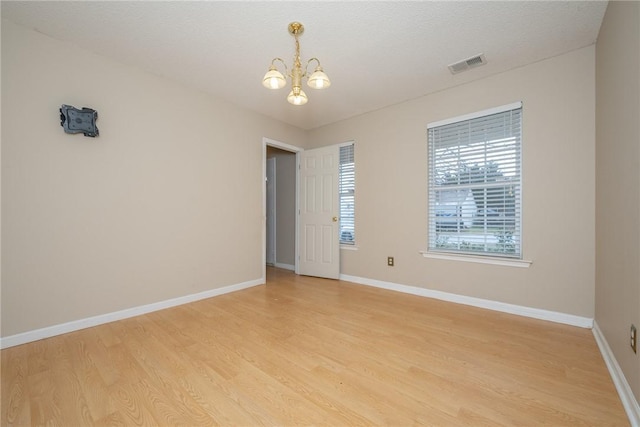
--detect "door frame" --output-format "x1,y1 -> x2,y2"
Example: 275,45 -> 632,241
262,137 -> 303,281
266,157 -> 277,266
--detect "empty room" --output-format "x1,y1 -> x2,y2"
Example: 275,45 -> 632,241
1,1 -> 639,425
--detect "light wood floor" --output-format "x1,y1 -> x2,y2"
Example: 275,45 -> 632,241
2,267 -> 629,426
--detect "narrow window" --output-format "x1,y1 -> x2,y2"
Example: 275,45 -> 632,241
339,143 -> 355,244
428,103 -> 522,258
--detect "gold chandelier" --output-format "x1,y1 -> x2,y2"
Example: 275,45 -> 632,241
262,22 -> 331,106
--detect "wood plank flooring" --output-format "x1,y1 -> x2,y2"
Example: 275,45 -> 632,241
2,267 -> 629,426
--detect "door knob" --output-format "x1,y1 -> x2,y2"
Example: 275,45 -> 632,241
332,216 -> 338,222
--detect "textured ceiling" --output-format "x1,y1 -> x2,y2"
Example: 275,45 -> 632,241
1,1 -> 608,130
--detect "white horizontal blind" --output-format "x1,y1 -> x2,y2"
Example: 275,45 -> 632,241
428,105 -> 522,258
339,143 -> 355,244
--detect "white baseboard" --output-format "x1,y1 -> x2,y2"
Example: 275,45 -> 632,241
339,274 -> 593,328
0,277 -> 265,350
274,262 -> 295,271
592,321 -> 640,426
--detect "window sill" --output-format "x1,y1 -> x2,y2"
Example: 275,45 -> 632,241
341,244 -> 359,251
420,251 -> 532,268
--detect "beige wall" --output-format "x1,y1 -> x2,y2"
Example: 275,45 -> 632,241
595,1 -> 640,402
3,9 -> 637,408
1,20 -> 306,337
0,12 -> 617,351
308,46 -> 596,318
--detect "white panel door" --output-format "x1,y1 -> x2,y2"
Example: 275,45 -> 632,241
299,145 -> 340,279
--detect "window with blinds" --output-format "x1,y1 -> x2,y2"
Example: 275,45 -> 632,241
339,143 -> 355,244
428,103 -> 522,258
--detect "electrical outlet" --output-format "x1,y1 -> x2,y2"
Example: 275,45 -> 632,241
387,256 -> 394,267
631,325 -> 637,354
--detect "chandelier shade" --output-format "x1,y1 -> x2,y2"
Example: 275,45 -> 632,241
287,89 -> 308,105
262,22 -> 330,106
307,65 -> 331,89
262,64 -> 286,90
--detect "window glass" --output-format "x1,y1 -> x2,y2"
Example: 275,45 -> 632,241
428,104 -> 522,258
339,143 -> 355,244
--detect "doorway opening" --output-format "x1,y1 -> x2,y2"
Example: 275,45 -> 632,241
262,138 -> 302,281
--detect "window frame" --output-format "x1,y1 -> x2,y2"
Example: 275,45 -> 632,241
426,102 -> 523,261
339,141 -> 356,246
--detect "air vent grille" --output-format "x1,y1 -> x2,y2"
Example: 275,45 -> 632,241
448,54 -> 487,74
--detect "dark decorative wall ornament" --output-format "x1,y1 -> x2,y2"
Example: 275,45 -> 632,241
60,104 -> 99,137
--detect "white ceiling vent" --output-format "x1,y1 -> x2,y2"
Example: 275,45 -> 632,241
448,54 -> 487,74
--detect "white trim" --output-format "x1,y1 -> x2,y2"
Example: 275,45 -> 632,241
427,101 -> 523,129
263,137 -> 303,154
274,262 -> 295,271
0,278 -> 264,350
421,251 -> 532,268
339,274 -> 593,328
592,321 -> 640,426
295,153 -> 300,275
340,244 -> 359,251
338,140 -> 356,148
